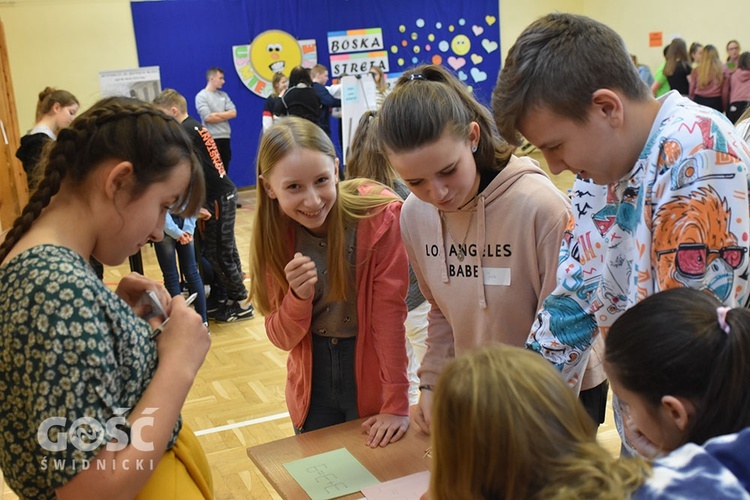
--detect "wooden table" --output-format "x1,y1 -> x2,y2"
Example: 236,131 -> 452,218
248,417 -> 431,499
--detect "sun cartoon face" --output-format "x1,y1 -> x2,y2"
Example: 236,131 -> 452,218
250,30 -> 302,81
451,34 -> 471,56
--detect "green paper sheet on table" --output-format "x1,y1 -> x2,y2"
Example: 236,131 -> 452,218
283,447 -> 380,499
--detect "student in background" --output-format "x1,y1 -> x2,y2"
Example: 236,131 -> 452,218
16,87 -> 79,190
664,38 -> 692,96
651,46 -> 672,97
0,97 -> 212,499
310,64 -> 342,138
727,52 -> 750,123
154,89 -> 254,323
493,12 -> 750,455
346,110 -> 429,405
153,211 -> 208,325
377,65 -> 600,434
689,42 -> 703,67
195,67 -> 237,175
369,66 -> 390,110
249,117 -> 410,446
631,54 -> 654,88
262,72 -> 288,132
725,40 -> 742,73
735,105 -> 750,141
274,66 -> 321,125
689,44 -> 729,113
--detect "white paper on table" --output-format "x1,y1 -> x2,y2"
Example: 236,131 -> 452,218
361,471 -> 430,499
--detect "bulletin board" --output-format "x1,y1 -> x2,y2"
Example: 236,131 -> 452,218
131,0 -> 500,187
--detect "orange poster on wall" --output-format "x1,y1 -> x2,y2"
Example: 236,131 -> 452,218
649,32 -> 663,47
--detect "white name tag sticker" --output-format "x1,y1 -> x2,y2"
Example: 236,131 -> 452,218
482,267 -> 511,286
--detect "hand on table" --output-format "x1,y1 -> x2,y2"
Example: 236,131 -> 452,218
361,413 -> 409,448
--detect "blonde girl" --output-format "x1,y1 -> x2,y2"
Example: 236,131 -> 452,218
0,97 -> 212,498
250,116 -> 410,447
689,44 -> 729,112
427,345 -> 645,499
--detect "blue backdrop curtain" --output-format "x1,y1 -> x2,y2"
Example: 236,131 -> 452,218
131,0 -> 500,188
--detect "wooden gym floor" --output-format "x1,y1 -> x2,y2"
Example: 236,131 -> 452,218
1,151 -> 620,499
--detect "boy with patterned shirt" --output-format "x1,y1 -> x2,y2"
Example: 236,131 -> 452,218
492,13 -> 750,452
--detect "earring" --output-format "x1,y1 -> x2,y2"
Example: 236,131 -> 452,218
471,145 -> 478,153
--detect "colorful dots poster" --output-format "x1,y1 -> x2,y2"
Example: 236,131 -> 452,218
388,14 -> 499,96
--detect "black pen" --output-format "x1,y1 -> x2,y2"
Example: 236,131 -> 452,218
150,293 -> 198,340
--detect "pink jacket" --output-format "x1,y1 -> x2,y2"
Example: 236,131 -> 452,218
264,198 -> 410,429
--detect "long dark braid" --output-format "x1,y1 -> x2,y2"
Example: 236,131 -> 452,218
0,97 -> 204,263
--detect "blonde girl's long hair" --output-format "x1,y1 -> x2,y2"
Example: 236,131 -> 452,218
696,44 -> 724,88
430,345 -> 647,500
250,117 -> 398,315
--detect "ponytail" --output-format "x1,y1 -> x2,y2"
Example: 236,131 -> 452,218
605,287 -> 750,446
690,306 -> 750,443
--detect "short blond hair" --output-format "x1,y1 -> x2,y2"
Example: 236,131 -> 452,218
153,88 -> 188,114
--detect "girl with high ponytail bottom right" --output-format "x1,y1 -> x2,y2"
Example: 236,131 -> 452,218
605,287 -> 750,457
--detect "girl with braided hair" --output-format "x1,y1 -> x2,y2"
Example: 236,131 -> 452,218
0,97 -> 212,498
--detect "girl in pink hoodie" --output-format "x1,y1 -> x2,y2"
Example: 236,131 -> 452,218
378,65 -> 608,435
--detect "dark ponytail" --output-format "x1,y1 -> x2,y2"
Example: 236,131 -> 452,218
605,287 -> 750,446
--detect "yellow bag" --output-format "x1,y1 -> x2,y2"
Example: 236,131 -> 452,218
136,424 -> 213,499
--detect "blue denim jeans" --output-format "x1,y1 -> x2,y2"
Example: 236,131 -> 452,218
300,335 -> 358,433
153,234 -> 207,323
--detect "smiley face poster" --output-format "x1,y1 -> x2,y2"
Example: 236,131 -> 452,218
234,30 -> 317,98
131,0 -> 500,187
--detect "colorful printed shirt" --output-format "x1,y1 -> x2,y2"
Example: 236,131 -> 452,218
0,245 -> 179,499
528,91 -> 750,389
634,429 -> 750,499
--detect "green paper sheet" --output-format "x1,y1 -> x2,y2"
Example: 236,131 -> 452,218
284,448 -> 380,499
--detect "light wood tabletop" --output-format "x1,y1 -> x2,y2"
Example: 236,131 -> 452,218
248,416 -> 431,499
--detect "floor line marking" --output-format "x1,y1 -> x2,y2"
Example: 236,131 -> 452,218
194,412 -> 290,436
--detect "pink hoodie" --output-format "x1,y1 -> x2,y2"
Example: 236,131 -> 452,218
402,155 -> 606,390
730,69 -> 750,103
